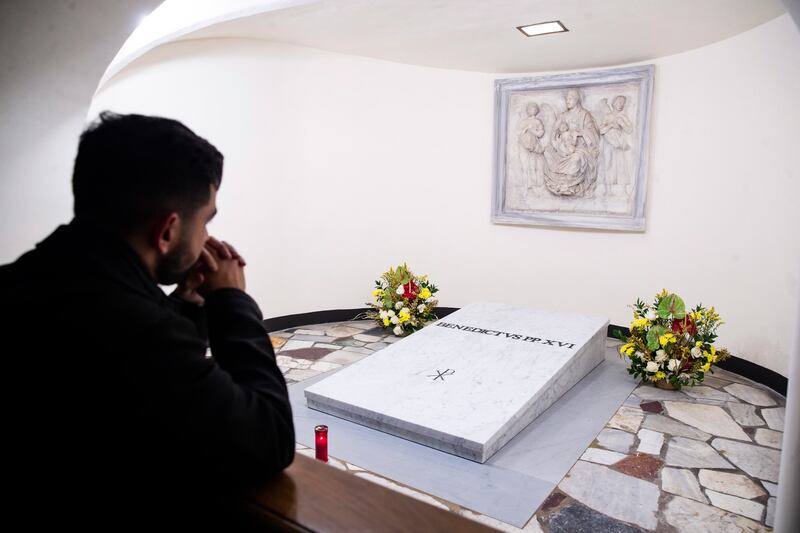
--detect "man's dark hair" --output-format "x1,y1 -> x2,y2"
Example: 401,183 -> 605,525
72,111 -> 223,233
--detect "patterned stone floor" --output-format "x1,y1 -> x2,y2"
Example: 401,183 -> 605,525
270,320 -> 785,532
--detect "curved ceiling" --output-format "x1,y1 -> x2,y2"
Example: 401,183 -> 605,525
100,0 -> 785,91
181,0 -> 785,72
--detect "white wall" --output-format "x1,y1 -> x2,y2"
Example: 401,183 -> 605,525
86,14 -> 799,376
0,0 -> 161,262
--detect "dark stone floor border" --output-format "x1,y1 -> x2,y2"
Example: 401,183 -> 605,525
265,308 -> 788,396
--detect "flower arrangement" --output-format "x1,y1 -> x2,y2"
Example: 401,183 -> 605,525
616,289 -> 730,389
355,263 -> 439,336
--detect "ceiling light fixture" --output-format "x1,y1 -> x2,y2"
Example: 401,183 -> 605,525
516,20 -> 568,37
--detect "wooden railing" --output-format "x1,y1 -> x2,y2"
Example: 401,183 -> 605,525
239,454 -> 499,532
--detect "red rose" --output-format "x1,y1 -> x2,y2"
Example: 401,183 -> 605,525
402,281 -> 419,299
671,317 -> 697,337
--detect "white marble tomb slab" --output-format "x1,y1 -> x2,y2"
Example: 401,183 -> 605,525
304,302 -> 608,463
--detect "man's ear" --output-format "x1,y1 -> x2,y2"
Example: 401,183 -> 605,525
153,212 -> 181,256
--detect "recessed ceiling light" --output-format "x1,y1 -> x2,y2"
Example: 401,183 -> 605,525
517,21 -> 568,37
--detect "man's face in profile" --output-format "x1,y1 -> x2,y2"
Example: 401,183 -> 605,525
155,185 -> 218,285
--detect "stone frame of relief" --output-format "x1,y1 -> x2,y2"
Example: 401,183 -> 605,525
491,64 -> 654,231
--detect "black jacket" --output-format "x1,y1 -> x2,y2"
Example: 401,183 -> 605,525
1,219 -> 294,529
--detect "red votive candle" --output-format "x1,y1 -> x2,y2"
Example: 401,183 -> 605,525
314,425 -> 328,462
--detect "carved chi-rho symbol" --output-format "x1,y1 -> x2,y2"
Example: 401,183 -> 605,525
428,369 -> 455,381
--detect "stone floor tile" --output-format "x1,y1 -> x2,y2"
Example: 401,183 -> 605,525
291,334 -> 341,343
279,347 -> 333,361
310,361 -> 342,373
641,414 -> 712,441
294,328 -> 327,336
761,407 -> 785,431
711,438 -> 781,482
636,428 -> 664,455
698,469 -> 766,499
665,437 -> 733,469
661,467 -> 707,503
546,500 -> 642,533
338,346 -> 374,355
537,491 -> 567,514
343,320 -> 378,330
580,448 -> 627,466
279,339 -> 315,351
639,401 -> 662,414
701,375 -> 734,389
383,335 -> 401,343
270,336 -> 288,349
558,461 -> 659,530
633,386 -> 691,402
706,490 -> 764,521
313,343 -> 343,350
595,428 -> 634,454
354,333 -> 385,343
607,406 -> 644,433
610,453 -> 663,481
726,402 -> 765,427
365,342 -> 390,350
723,383 -> 777,407
766,497 -> 776,528
284,368 -> 322,382
320,350 -> 368,365
761,481 -> 778,496
754,428 -> 783,449
683,386 -> 736,402
663,496 -> 768,533
324,325 -> 363,337
663,401 -> 750,441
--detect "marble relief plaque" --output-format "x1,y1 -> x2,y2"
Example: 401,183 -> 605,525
304,303 -> 608,462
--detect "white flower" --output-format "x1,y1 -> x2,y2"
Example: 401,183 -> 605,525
634,351 -> 644,359
391,316 -> 399,324
395,301 -> 403,310
417,304 -> 426,313
645,361 -> 659,373
646,309 -> 657,320
684,333 -> 691,340
379,310 -> 388,319
388,310 -> 395,317
401,307 -> 409,315
655,350 -> 667,363
393,325 -> 403,336
691,347 -> 702,359
667,359 -> 680,372
396,286 -> 404,295
679,373 -> 690,381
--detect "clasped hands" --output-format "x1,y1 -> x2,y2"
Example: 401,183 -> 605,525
173,237 -> 247,306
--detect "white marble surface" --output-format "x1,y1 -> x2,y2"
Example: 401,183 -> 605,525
580,447 -> 626,465
698,470 -> 767,499
723,383 -> 777,407
665,437 -> 734,469
558,460 -> 660,530
305,303 -> 608,462
711,438 -> 782,482
706,490 -> 765,521
661,467 -> 707,503
663,401 -> 750,441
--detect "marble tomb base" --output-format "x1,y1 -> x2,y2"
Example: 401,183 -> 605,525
304,302 -> 609,462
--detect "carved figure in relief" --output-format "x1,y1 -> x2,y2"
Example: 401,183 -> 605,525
542,89 -> 601,196
516,103 -> 546,198
599,95 -> 634,197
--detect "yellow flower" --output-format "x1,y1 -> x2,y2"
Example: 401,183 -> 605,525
398,310 -> 411,323
382,317 -> 390,326
419,287 -> 432,299
619,343 -> 634,355
701,362 -> 711,372
630,318 -> 650,330
689,311 -> 703,321
695,341 -> 704,348
655,371 -> 666,380
659,333 -> 677,347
